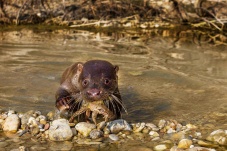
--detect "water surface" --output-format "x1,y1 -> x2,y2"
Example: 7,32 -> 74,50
0,28 -> 227,128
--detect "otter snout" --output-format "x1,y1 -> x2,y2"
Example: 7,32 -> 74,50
86,88 -> 102,100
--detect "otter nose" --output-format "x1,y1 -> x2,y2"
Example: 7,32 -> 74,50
86,89 -> 101,98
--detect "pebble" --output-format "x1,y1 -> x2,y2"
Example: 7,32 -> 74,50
48,119 -> 73,141
31,126 -> 40,136
177,139 -> 192,149
154,144 -> 168,151
7,110 -> 15,116
30,145 -> 47,150
128,147 -> 153,151
158,119 -> 166,129
46,111 -> 55,121
206,129 -> 227,145
71,128 -> 77,136
146,123 -> 159,131
89,129 -> 103,139
149,131 -> 159,138
134,122 -> 146,133
170,146 -> 183,151
0,109 -> 226,150
109,134 -> 119,141
107,119 -> 132,134
20,111 -> 33,125
197,140 -> 218,148
44,123 -> 50,130
3,114 -> 20,133
75,122 -> 96,137
186,124 -> 197,130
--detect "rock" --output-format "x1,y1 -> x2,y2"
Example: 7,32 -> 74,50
149,131 -> 159,138
188,147 -> 216,151
3,114 -> 20,133
106,119 -> 132,134
152,137 -> 160,141
197,140 -> 218,148
39,118 -> 47,125
7,110 -> 15,116
47,111 -> 55,121
109,134 -> 119,141
167,128 -> 176,134
133,122 -> 146,133
48,119 -> 73,141
186,124 -> 197,130
28,117 -> 38,126
90,129 -> 103,139
158,119 -> 167,129
146,123 -> 159,131
142,128 -> 150,134
31,126 -> 40,136
154,144 -> 168,151
171,131 -> 185,141
30,145 -> 47,150
20,110 -> 34,125
75,122 -> 96,137
128,147 -> 153,151
71,128 -> 77,136
177,139 -> 192,149
206,129 -> 227,145
44,123 -> 50,130
210,129 -> 225,136
170,146 -> 184,151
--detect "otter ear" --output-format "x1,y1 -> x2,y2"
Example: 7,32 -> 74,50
77,63 -> 83,73
114,65 -> 119,73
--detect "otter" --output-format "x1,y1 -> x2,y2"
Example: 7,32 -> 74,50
55,60 -> 126,123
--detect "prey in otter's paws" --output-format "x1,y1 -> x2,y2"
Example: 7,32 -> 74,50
55,60 -> 127,124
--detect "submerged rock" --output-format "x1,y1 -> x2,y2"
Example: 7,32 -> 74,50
3,114 -> 20,133
48,119 -> 73,141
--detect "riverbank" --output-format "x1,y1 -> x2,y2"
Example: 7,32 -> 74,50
0,0 -> 227,31
0,109 -> 227,151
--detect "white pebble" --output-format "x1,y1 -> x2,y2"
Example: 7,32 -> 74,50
109,134 -> 119,141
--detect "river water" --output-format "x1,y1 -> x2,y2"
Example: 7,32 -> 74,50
0,27 -> 227,129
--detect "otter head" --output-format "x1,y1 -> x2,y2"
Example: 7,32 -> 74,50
77,60 -> 119,102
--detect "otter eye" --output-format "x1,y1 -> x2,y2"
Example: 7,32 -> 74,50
104,78 -> 111,85
82,79 -> 89,87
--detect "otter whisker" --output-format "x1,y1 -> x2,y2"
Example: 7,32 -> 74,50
107,99 -> 117,116
111,94 -> 128,114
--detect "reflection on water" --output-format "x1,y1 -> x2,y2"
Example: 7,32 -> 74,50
0,28 -> 227,127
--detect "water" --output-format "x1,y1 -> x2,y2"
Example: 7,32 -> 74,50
0,27 -> 227,127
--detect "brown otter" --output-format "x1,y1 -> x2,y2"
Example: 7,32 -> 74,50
55,60 -> 126,123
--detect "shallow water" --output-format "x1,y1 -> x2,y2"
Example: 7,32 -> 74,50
0,27 -> 227,128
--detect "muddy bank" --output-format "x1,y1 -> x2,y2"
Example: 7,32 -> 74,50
0,0 -> 227,31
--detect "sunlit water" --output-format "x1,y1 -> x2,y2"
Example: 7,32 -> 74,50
0,28 -> 227,128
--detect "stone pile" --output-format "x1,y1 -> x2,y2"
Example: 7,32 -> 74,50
0,110 -> 226,151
